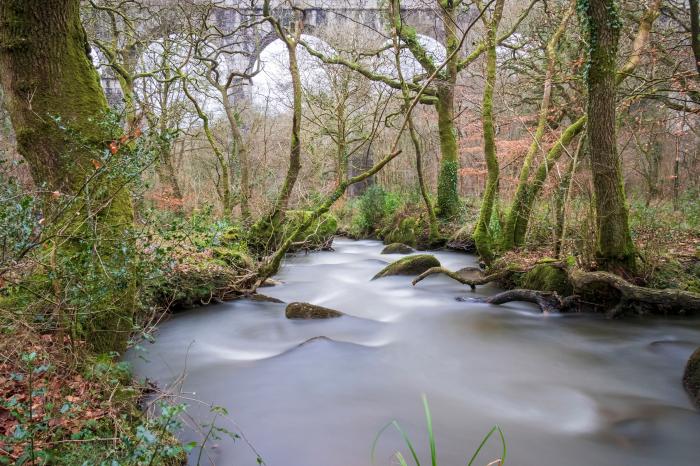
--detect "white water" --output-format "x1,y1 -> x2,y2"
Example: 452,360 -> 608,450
127,239 -> 700,465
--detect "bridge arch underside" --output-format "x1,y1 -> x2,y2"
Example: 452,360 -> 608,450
237,5 -> 471,95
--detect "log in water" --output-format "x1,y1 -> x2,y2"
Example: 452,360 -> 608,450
126,239 -> 700,466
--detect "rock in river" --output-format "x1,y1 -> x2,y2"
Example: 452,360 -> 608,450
372,254 -> 440,280
381,243 -> 415,254
684,346 -> 700,409
285,302 -> 344,319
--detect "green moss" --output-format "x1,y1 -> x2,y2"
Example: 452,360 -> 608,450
435,87 -> 460,220
213,244 -> 253,269
285,302 -> 343,319
519,263 -> 573,296
684,347 -> 700,409
381,243 -> 415,254
248,210 -> 338,255
648,259 -> 700,293
384,217 -> 419,247
372,254 -> 441,279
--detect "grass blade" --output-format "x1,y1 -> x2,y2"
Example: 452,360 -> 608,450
371,421 -> 395,465
371,420 -> 421,466
466,425 -> 506,466
396,452 -> 410,466
421,395 -> 437,466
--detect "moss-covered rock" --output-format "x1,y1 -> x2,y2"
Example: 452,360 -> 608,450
518,262 -> 573,296
684,347 -> 700,409
381,243 -> 415,254
372,254 -> 441,279
446,225 -> 477,253
249,294 -> 284,304
285,302 -> 343,319
383,217 -> 419,247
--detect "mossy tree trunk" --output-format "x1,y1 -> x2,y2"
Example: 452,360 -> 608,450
265,1 -> 303,223
472,0 -> 504,264
220,86 -> 251,222
502,2 -> 574,250
0,0 -> 135,352
500,0 -> 660,252
434,1 -> 460,220
389,2 -> 439,243
579,0 -> 636,271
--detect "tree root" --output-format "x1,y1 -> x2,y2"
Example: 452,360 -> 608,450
411,266 -> 520,290
414,264 -> 700,316
569,269 -> 700,316
460,289 -> 581,313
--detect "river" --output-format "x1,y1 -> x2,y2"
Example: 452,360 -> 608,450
126,238 -> 700,465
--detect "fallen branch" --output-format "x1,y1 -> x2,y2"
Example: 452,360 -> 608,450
411,266 -> 525,290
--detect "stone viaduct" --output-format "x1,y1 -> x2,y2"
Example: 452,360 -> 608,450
101,0 -> 475,105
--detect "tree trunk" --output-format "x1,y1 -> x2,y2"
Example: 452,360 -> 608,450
502,0 -> 659,252
555,135 -> 584,257
269,38 -> 303,222
434,1 -> 460,220
181,80 -> 233,216
502,2 -> 574,250
435,87 -> 460,220
580,0 -> 636,271
473,0 -> 504,264
690,0 -> 700,78
221,87 -> 251,222
0,0 -> 135,352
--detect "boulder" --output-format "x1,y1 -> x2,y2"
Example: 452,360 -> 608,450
249,294 -> 285,304
381,243 -> 415,254
285,302 -> 343,319
683,347 -> 700,409
372,254 -> 441,280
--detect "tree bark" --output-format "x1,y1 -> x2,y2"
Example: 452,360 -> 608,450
580,0 -> 636,271
434,1 -> 460,220
689,0 -> 700,78
502,2 -> 574,249
221,87 -> 251,222
472,0 -> 504,264
0,0 -> 135,352
266,4 -> 303,223
501,0 -> 660,252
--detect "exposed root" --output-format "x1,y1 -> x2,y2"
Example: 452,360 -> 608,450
411,266 -> 524,290
459,289 -> 581,313
415,263 -> 700,316
569,269 -> 700,316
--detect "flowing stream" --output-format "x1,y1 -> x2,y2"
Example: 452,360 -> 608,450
127,239 -> 700,465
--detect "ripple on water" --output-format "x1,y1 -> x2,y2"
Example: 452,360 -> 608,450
125,239 -> 700,466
